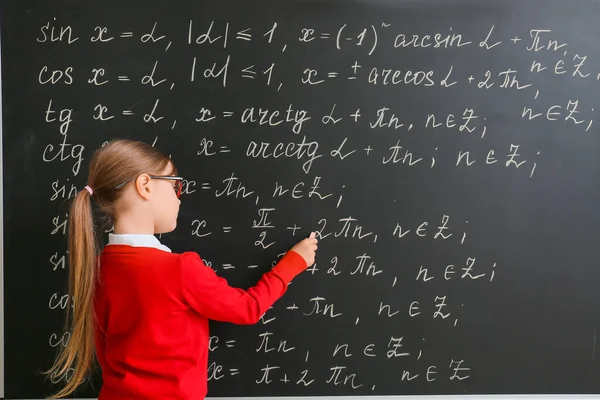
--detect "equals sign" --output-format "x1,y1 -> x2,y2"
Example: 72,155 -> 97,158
226,340 -> 236,348
320,33 -> 331,39
222,227 -> 232,233
220,146 -> 231,153
222,263 -> 235,270
122,110 -> 133,116
223,111 -> 234,118
120,32 -> 134,38
201,183 -> 211,190
118,76 -> 130,82
328,72 -> 339,78
229,369 -> 240,376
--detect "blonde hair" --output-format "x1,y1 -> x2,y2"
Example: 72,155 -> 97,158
45,139 -> 175,398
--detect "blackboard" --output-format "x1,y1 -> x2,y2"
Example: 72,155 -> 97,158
3,0 -> 600,398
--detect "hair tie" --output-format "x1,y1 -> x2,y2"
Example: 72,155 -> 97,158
84,185 -> 93,196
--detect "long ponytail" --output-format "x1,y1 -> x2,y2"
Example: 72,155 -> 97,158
45,187 -> 99,398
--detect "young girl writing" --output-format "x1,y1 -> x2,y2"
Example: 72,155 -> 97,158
46,139 -> 318,399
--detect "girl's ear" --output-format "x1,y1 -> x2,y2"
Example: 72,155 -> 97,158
135,173 -> 152,200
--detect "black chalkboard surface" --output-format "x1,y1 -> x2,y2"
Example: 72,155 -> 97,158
3,0 -> 600,398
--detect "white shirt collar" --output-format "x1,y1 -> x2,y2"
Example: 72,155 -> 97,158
107,233 -> 172,253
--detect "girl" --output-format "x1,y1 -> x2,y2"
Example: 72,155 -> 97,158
46,139 -> 318,399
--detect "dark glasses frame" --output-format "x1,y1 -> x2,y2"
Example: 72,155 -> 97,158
115,174 -> 184,198
149,175 -> 184,198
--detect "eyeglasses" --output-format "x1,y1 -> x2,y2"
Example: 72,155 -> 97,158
115,175 -> 184,198
149,175 -> 184,198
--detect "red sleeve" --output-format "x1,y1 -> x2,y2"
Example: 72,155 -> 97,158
93,304 -> 106,370
180,250 -> 307,324
94,323 -> 106,370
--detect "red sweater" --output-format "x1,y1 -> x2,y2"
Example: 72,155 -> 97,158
94,245 -> 307,399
